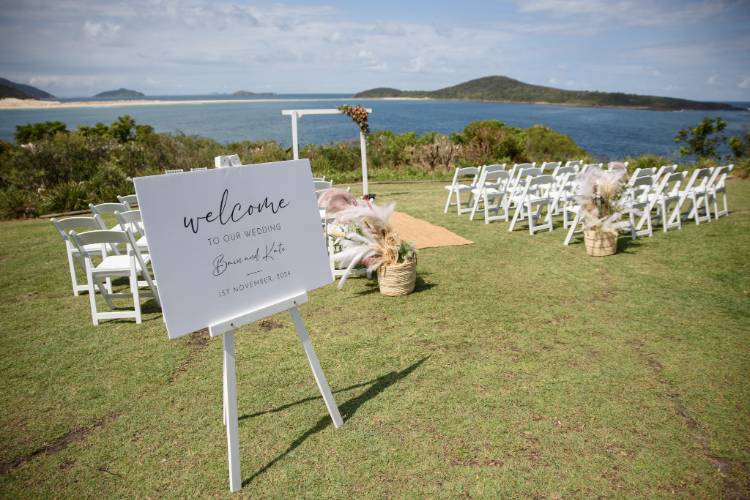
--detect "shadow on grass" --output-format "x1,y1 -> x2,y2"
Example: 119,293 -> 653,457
241,356 -> 429,487
617,236 -> 644,254
354,274 -> 436,296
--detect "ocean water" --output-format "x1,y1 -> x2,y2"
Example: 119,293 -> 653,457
1,94 -> 748,160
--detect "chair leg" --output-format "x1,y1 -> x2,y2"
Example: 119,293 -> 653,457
564,212 -> 580,245
469,192 -> 481,220
131,265 -> 141,324
508,202 -> 522,232
443,189 -> 453,214
66,250 -> 80,296
85,267 -> 99,326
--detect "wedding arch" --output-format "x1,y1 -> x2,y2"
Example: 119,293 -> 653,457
281,107 -> 373,195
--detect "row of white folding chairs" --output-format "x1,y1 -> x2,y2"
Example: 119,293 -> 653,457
563,164 -> 732,244
51,206 -> 156,324
447,162 -> 732,244
443,160 -> 623,216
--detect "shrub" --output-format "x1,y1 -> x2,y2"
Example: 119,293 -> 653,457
14,121 -> 68,143
40,181 -> 93,213
522,125 -> 586,163
452,120 -> 524,164
0,186 -> 38,218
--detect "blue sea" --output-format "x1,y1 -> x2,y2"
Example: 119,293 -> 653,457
1,94 -> 749,160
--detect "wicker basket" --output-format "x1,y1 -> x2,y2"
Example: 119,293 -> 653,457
378,256 -> 417,296
583,230 -> 618,257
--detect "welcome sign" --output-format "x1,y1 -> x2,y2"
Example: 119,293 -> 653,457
134,160 -> 333,339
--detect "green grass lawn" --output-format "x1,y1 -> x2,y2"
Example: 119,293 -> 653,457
1,180 -> 748,498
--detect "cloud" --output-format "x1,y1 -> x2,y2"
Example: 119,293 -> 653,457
82,20 -> 121,42
707,74 -> 719,85
739,76 -> 750,89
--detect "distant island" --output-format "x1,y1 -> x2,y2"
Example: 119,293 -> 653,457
355,75 -> 742,111
0,77 -> 56,99
93,88 -> 144,98
232,90 -> 276,97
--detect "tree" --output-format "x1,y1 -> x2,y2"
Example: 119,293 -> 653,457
14,121 -> 68,143
674,117 -> 727,159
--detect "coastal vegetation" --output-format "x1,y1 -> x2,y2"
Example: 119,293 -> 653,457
355,75 -> 742,111
1,115 -> 747,219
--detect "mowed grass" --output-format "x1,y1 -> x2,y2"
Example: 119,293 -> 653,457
0,179 -> 748,498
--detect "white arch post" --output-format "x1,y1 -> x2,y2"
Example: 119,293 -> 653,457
282,108 -> 372,196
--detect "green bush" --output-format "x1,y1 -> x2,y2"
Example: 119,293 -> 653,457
522,125 -> 586,163
0,186 -> 38,218
15,121 -> 68,143
40,181 -> 92,213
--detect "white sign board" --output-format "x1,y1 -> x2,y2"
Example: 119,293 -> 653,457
134,159 -> 332,339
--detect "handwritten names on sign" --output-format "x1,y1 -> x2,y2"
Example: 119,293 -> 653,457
134,160 -> 332,339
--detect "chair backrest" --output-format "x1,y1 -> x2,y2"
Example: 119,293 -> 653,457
115,209 -> 145,238
215,154 -> 242,168
525,174 -> 556,198
564,160 -> 583,170
117,194 -> 138,208
657,172 -> 685,196
314,180 -> 333,190
683,168 -> 710,193
541,161 -> 561,172
51,216 -> 102,242
705,165 -> 726,188
554,165 -> 577,178
450,166 -> 480,187
516,166 -> 542,182
627,176 -> 655,202
654,164 -> 676,183
608,161 -> 629,171
90,202 -> 129,217
164,169 -> 184,174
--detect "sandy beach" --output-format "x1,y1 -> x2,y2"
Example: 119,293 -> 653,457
0,96 -> 431,110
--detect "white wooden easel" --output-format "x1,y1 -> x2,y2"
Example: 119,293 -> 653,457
208,291 -> 343,493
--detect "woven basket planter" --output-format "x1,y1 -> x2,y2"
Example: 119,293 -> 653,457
583,229 -> 618,257
378,256 -> 417,296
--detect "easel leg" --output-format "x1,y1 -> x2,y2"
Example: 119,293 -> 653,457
289,307 -> 344,428
222,331 -> 241,492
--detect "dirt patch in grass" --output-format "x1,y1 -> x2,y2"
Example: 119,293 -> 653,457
0,413 -> 119,475
169,328 -> 210,382
629,339 -> 750,497
258,318 -> 284,331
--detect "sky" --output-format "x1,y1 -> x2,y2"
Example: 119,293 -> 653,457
1,0 -> 749,100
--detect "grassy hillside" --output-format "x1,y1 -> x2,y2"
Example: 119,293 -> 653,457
355,76 -> 742,111
0,78 -> 55,99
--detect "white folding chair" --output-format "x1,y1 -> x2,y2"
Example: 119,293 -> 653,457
117,194 -> 139,209
51,216 -> 107,296
581,163 -> 603,174
115,209 -> 149,253
469,166 -> 510,223
668,168 -> 711,226
508,175 -> 556,234
164,169 -> 184,174
709,165 -> 732,219
444,166 -> 480,214
607,161 -> 629,171
214,154 -> 242,168
69,230 -> 159,325
622,176 -> 654,239
642,172 -> 685,232
90,202 -> 129,231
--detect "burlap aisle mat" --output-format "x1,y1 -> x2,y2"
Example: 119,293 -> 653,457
390,211 -> 473,250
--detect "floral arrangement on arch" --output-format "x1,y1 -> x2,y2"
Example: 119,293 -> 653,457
337,105 -> 370,135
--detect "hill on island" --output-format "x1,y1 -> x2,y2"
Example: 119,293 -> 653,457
93,88 -> 145,98
355,75 -> 741,111
0,78 -> 56,99
232,90 -> 276,97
